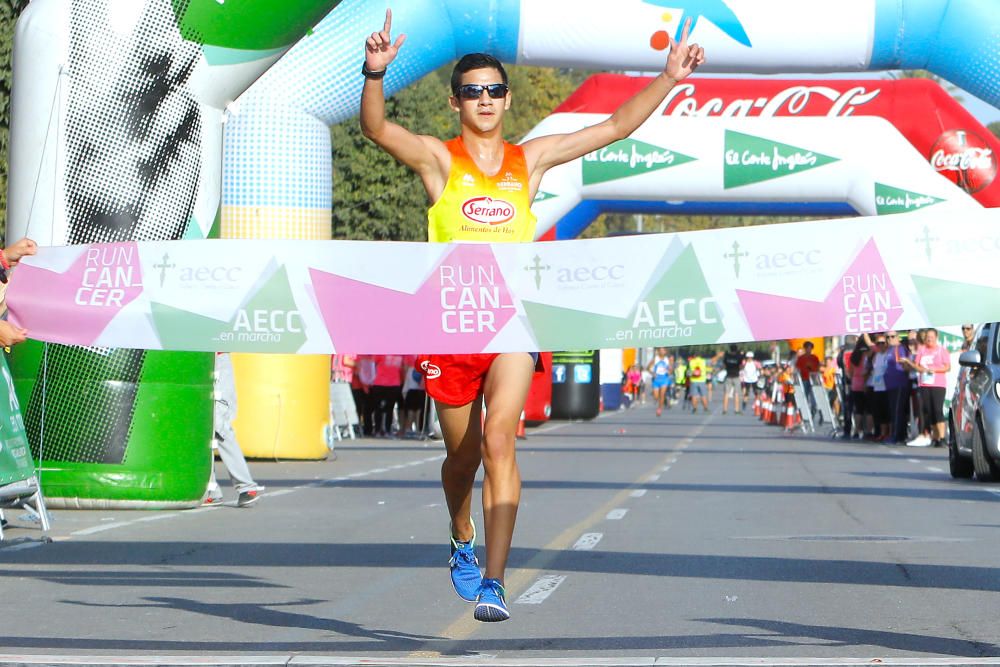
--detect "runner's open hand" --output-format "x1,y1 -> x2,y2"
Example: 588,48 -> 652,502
365,8 -> 406,72
664,18 -> 705,81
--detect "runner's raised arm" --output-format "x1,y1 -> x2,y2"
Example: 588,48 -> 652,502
523,17 -> 705,180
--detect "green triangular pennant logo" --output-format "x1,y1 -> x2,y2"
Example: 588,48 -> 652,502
724,130 -> 838,189
533,191 -> 558,203
874,183 -> 945,215
151,265 -> 307,352
524,243 -> 724,349
582,138 -> 696,186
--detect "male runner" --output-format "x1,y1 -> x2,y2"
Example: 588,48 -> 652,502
360,8 -> 704,622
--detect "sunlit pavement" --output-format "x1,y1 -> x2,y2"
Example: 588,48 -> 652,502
2,398 -> 999,666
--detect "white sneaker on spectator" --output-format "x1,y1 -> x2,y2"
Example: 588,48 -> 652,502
906,434 -> 932,448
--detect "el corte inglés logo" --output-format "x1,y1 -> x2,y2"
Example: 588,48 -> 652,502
462,196 -> 515,225
583,138 -> 695,185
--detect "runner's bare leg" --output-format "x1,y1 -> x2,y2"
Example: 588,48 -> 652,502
480,352 -> 535,583
437,398 -> 484,544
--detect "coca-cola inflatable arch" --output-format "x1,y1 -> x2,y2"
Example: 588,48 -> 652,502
532,75 -> 996,240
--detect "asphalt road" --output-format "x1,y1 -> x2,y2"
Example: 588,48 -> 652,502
2,397 -> 1000,666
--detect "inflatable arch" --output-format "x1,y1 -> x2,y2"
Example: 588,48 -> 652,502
537,75 -> 999,239
6,0 -> 999,496
221,0 -> 1000,458
6,0 -> 341,506
524,117 -> 980,242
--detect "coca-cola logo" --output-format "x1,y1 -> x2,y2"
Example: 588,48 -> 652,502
929,129 -> 997,194
461,196 -> 515,225
662,83 -> 881,117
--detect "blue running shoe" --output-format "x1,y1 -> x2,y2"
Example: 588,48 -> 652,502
449,520 -> 482,602
474,577 -> 510,622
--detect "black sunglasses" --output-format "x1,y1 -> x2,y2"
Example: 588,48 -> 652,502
456,83 -> 509,100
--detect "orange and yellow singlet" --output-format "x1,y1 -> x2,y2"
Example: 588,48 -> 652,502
427,137 -> 537,243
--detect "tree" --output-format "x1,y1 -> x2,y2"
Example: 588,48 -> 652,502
989,121 -> 1000,140
0,0 -> 28,237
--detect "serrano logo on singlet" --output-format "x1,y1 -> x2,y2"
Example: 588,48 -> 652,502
461,196 -> 515,225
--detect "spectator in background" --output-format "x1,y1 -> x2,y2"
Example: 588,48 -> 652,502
204,352 -> 262,507
961,324 -> 975,351
625,364 -> 642,407
869,334 -> 891,441
740,351 -> 762,402
885,330 -> 911,445
795,341 -> 821,416
687,350 -> 710,414
905,329 -> 924,444
902,328 -> 950,447
355,354 -> 378,436
847,342 -> 868,439
821,355 -> 839,419
370,354 -> 405,437
400,355 -> 428,437
721,343 -> 743,415
673,353 -> 688,408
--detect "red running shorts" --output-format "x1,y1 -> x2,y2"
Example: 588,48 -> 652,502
417,353 -> 500,406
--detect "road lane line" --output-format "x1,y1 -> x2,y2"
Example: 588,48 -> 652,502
907,458 -> 921,464
514,574 -> 567,605
629,489 -> 647,498
59,454 -> 447,541
420,419 -> 711,653
571,533 -> 603,551
606,509 -> 629,520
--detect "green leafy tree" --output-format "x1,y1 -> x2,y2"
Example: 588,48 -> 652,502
989,121 -> 1000,140
0,0 -> 28,237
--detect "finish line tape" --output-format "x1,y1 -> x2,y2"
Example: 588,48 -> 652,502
7,206 -> 997,353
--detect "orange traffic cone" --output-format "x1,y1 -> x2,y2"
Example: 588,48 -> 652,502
783,402 -> 797,430
516,410 -> 527,440
753,396 -> 761,416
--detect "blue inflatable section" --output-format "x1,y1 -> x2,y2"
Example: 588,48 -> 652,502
871,0 -> 999,107
555,201 -> 856,240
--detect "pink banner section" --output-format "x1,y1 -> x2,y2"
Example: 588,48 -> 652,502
9,243 -> 144,346
310,244 -> 517,354
737,239 -> 903,339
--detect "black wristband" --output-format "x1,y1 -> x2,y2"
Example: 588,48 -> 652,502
362,62 -> 387,80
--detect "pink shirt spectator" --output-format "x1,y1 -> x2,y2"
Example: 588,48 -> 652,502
916,344 -> 950,388
331,354 -> 355,384
849,356 -> 866,392
372,355 -> 405,387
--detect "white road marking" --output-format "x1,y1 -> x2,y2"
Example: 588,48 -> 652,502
648,474 -> 661,482
630,489 -> 647,498
661,466 -> 671,472
514,574 -> 567,605
606,509 -> 628,520
60,454 -> 447,540
926,466 -> 944,473
571,533 -> 603,551
1,541 -> 44,551
907,458 -> 921,464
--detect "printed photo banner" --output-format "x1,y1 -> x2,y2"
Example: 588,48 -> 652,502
7,206 -> 1000,354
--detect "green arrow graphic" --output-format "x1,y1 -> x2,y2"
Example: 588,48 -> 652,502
874,183 -> 945,216
724,130 -> 838,189
912,275 -> 1000,324
524,244 -> 724,349
582,138 -> 696,186
151,265 -> 307,352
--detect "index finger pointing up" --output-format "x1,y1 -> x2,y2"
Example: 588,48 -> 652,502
679,16 -> 691,45
384,7 -> 392,33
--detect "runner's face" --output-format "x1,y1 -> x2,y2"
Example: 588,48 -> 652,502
451,67 -> 510,133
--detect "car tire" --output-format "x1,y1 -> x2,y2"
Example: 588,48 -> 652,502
948,413 -> 974,479
972,415 -> 1000,482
